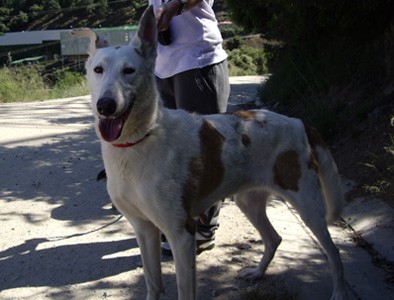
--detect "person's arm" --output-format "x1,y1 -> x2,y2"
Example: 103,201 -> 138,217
155,0 -> 203,31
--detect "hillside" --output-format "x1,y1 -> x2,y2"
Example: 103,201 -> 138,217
0,0 -> 229,32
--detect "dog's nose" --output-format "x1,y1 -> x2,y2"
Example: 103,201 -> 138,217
97,97 -> 117,117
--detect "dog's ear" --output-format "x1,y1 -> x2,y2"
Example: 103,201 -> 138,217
132,5 -> 157,60
70,28 -> 109,56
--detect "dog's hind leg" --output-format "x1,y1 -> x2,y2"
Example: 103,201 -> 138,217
128,216 -> 164,300
234,189 -> 282,280
305,223 -> 347,300
165,229 -> 197,300
285,179 -> 348,300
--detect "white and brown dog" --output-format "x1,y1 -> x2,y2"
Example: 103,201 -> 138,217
71,6 -> 348,300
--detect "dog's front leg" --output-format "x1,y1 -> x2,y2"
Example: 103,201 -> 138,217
166,230 -> 196,300
129,216 -> 164,300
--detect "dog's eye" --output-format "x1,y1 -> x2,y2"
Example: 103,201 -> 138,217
123,67 -> 135,75
94,66 -> 104,74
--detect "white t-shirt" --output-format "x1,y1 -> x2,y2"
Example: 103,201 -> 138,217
148,0 -> 228,78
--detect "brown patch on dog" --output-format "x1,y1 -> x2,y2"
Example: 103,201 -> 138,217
181,158 -> 199,235
181,120 -> 225,234
273,150 -> 301,192
303,122 -> 327,172
197,120 -> 226,198
228,111 -> 268,129
303,122 -> 327,149
308,152 -> 320,172
241,133 -> 251,146
228,111 -> 256,120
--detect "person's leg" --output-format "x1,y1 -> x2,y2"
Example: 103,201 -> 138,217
156,75 -> 176,109
173,60 -> 230,253
173,60 -> 230,114
201,59 -> 230,114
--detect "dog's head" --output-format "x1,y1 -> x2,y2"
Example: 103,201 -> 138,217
70,6 -> 158,143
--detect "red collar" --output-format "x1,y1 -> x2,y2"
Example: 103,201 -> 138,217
112,133 -> 151,148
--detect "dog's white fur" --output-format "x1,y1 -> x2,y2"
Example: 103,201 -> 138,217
71,6 -> 348,300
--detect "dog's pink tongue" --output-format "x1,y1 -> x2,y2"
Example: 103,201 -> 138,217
99,117 -> 123,142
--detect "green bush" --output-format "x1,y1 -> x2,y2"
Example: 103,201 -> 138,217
49,70 -> 88,98
0,66 -> 88,103
0,67 -> 47,102
361,116 -> 394,197
227,46 -> 268,76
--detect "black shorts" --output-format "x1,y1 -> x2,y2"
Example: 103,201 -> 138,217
156,59 -> 230,114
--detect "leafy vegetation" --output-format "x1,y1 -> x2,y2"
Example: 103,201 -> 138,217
0,66 -> 87,102
0,0 -> 146,34
227,46 -> 267,76
225,0 -> 392,136
361,116 -> 394,198
225,35 -> 268,76
48,68 -> 88,98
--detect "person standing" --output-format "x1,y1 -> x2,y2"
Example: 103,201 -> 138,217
149,0 -> 230,254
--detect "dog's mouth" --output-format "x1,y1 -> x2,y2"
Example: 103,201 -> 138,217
98,102 -> 134,143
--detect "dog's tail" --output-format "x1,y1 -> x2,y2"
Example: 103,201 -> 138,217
304,124 -> 344,224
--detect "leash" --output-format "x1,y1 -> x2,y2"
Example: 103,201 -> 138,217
112,132 -> 151,148
48,214 -> 123,242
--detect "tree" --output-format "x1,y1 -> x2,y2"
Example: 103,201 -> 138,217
0,22 -> 8,35
29,4 -> 44,18
225,0 -> 266,33
225,0 -> 391,54
97,0 -> 108,17
44,0 -> 61,10
0,6 -> 10,34
9,11 -> 28,30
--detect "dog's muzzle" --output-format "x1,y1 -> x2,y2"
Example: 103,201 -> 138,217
96,97 -> 133,143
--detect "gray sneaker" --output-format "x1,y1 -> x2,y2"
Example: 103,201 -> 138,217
196,231 -> 216,255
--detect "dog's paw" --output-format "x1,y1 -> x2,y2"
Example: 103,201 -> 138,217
237,267 -> 264,281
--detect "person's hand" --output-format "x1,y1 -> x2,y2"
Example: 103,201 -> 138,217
155,1 -> 180,31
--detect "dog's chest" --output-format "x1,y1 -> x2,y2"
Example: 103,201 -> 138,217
102,143 -> 190,214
